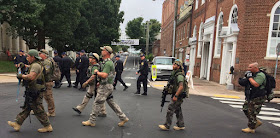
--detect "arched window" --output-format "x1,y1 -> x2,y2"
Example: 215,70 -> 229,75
267,1 -> 280,57
195,0 -> 199,10
214,12 -> 223,57
197,22 -> 203,57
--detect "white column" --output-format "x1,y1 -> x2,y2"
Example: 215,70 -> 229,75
220,39 -> 227,84
207,33 -> 214,81
12,37 -> 19,54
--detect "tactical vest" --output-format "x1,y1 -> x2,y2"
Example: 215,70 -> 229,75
100,58 -> 114,85
168,70 -> 189,98
88,63 -> 100,85
27,61 -> 46,91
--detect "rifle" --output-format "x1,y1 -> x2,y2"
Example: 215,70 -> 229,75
160,83 -> 170,112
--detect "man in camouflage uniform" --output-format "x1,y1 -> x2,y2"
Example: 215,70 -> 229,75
241,62 -> 266,133
8,49 -> 52,133
72,53 -> 107,116
39,49 -> 56,117
82,46 -> 129,127
159,60 -> 188,131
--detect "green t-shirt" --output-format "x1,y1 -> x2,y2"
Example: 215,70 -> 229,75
28,62 -> 45,90
101,59 -> 114,84
254,72 -> 266,89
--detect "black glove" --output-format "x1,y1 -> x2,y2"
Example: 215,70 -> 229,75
245,71 -> 253,78
17,74 -> 23,79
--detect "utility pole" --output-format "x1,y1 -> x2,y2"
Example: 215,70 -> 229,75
146,21 -> 150,55
172,0 -> 178,57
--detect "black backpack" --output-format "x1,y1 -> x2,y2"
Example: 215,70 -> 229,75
260,71 -> 276,101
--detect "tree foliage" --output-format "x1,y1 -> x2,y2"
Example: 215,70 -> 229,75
125,17 -> 161,53
0,0 -> 124,53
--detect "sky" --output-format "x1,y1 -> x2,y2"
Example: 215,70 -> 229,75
119,0 -> 164,39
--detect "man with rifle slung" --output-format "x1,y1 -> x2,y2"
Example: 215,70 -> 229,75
72,53 -> 107,117
7,49 -> 53,133
159,60 -> 189,131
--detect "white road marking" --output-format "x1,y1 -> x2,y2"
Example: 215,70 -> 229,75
141,84 -> 150,87
211,97 -> 245,102
61,81 -> 75,84
272,123 -> 280,127
259,111 -> 280,116
220,101 -> 245,105
229,105 -> 278,111
258,116 -> 280,121
124,77 -> 137,80
120,83 -> 131,86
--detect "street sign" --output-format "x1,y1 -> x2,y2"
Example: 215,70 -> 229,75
111,39 -> 139,45
151,65 -> 157,81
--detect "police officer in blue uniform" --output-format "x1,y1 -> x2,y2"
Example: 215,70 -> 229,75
14,50 -> 28,70
113,55 -> 128,91
135,54 -> 149,95
78,50 -> 89,91
60,52 -> 72,87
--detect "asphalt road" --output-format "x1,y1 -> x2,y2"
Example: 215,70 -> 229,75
0,55 -> 279,138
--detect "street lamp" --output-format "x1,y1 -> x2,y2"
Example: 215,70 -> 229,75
153,0 -> 178,57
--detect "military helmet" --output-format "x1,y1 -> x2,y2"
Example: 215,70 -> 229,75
28,49 -> 42,60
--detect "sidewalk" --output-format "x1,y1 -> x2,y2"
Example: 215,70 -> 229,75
0,73 -> 17,83
149,77 -> 280,103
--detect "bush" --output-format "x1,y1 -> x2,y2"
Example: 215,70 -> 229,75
0,61 -> 17,73
146,53 -> 154,62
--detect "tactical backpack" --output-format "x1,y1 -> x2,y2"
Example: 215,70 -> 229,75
259,71 -> 276,102
50,58 -> 61,81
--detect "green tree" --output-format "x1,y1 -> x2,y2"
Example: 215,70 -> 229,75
125,17 -> 161,53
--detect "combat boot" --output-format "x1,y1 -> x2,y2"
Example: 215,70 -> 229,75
123,86 -> 128,91
118,118 -> 129,127
82,120 -> 96,127
72,107 -> 81,114
38,125 -> 53,133
255,120 -> 262,129
7,121 -> 21,131
47,112 -> 56,117
30,110 -> 35,115
158,125 -> 169,131
173,126 -> 185,130
242,127 -> 255,133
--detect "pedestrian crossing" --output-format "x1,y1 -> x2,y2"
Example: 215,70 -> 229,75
61,81 -> 75,84
211,97 -> 280,128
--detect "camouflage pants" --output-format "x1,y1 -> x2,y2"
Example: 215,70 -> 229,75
16,92 -> 50,127
242,96 -> 266,129
164,98 -> 184,129
89,84 -> 127,124
76,84 -> 106,114
43,82 -> 55,114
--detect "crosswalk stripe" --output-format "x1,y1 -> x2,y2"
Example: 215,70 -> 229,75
211,97 -> 245,102
272,123 -> 280,127
258,116 -> 280,121
133,68 -> 135,70
141,84 -> 150,87
259,111 -> 280,116
220,101 -> 245,105
220,101 -> 266,107
121,83 -> 131,86
61,81 -> 75,84
229,105 -> 279,111
124,77 -> 137,79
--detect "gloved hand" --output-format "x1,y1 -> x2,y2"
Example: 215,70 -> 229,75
17,74 -> 23,79
245,71 -> 253,78
18,62 -> 25,68
82,82 -> 88,88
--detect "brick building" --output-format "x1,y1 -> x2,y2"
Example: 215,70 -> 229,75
161,0 -> 280,90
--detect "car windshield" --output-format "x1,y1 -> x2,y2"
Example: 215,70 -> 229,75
155,58 -> 173,65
